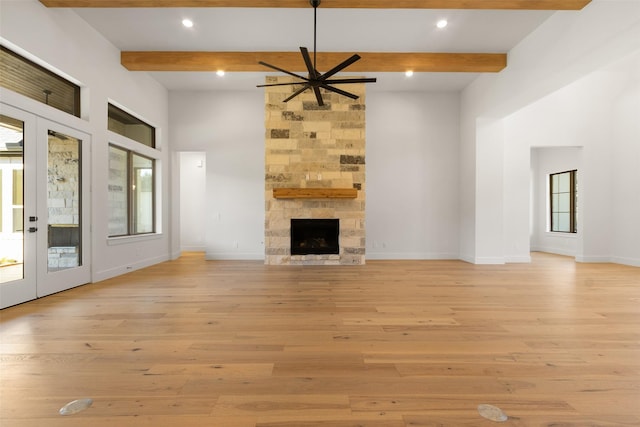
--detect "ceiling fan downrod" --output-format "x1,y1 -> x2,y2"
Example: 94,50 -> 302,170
311,0 -> 320,70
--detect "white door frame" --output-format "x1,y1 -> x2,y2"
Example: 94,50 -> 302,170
0,103 -> 37,308
1,94 -> 92,308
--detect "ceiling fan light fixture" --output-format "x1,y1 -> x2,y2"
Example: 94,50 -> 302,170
437,19 -> 448,29
182,18 -> 194,28
256,0 -> 375,106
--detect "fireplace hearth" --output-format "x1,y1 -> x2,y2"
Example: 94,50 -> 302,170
291,219 -> 339,255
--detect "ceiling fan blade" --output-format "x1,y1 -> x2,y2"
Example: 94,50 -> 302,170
323,78 -> 378,84
259,61 -> 309,82
319,54 -> 361,80
313,87 -> 324,106
300,47 -> 318,79
283,84 -> 311,103
320,84 -> 359,100
256,82 -> 308,88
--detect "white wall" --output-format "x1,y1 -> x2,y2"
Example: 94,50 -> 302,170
505,50 -> 640,265
610,53 -> 640,266
461,0 -> 640,265
179,152 -> 206,252
170,90 -> 461,261
1,0 -> 171,281
366,91 -> 460,259
169,91 -> 265,260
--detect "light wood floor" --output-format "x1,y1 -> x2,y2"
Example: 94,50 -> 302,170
1,252 -> 639,426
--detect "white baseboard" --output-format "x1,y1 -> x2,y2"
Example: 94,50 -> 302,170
531,245 -> 576,257
447,254 -> 507,265
458,254 -> 476,264
93,253 -> 170,283
473,257 -> 506,265
366,251 -> 458,260
575,255 -> 612,263
609,256 -> 640,267
181,246 -> 206,252
205,251 -> 265,261
505,255 -> 532,263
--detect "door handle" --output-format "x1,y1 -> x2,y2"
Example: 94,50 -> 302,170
28,227 -> 38,233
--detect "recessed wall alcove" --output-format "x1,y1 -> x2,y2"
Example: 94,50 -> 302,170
264,76 -> 366,265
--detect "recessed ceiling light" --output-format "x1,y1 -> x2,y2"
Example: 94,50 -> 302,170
182,19 -> 194,28
436,19 -> 448,29
405,70 -> 414,77
216,70 -> 225,77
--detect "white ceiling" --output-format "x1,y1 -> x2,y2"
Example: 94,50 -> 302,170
72,6 -> 555,92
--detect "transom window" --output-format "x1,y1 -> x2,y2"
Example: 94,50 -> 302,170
0,45 -> 80,117
550,170 -> 577,233
108,103 -> 155,148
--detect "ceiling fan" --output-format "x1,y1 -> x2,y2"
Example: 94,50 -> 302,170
256,0 -> 376,106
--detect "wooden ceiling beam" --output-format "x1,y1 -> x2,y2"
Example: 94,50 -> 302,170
40,0 -> 591,10
121,51 -> 507,73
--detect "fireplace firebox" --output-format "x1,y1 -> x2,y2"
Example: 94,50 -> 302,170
291,219 -> 339,255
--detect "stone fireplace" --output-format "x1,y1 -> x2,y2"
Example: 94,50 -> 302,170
264,76 -> 366,265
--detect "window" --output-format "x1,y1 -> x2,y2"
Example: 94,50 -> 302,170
550,170 -> 577,233
108,145 -> 155,237
0,46 -> 80,117
108,103 -> 155,148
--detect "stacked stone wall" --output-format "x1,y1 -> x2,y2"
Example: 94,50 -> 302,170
264,76 -> 366,265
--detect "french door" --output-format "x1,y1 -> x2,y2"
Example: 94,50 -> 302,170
0,103 -> 91,309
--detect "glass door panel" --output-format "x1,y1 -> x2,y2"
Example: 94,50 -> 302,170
1,105 -> 90,307
47,130 -> 82,272
132,154 -> 154,234
37,119 -> 90,298
0,114 -> 24,283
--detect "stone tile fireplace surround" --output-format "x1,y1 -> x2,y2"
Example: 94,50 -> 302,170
264,76 -> 366,265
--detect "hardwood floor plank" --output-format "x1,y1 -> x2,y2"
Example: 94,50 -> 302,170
403,413 -> 640,426
2,252 -> 639,426
212,394 -> 351,417
257,419 -> 405,427
350,394 -> 575,413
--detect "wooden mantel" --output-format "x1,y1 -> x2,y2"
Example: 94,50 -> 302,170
272,188 -> 358,199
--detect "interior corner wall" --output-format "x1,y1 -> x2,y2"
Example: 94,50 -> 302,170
475,119 -> 505,264
169,90 -> 265,260
503,49 -> 640,266
1,0 -> 171,281
610,52 -> 640,266
458,112 -> 476,263
460,0 -> 640,265
503,128 -> 532,263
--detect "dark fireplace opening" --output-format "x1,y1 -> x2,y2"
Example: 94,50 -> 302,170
291,219 -> 339,255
